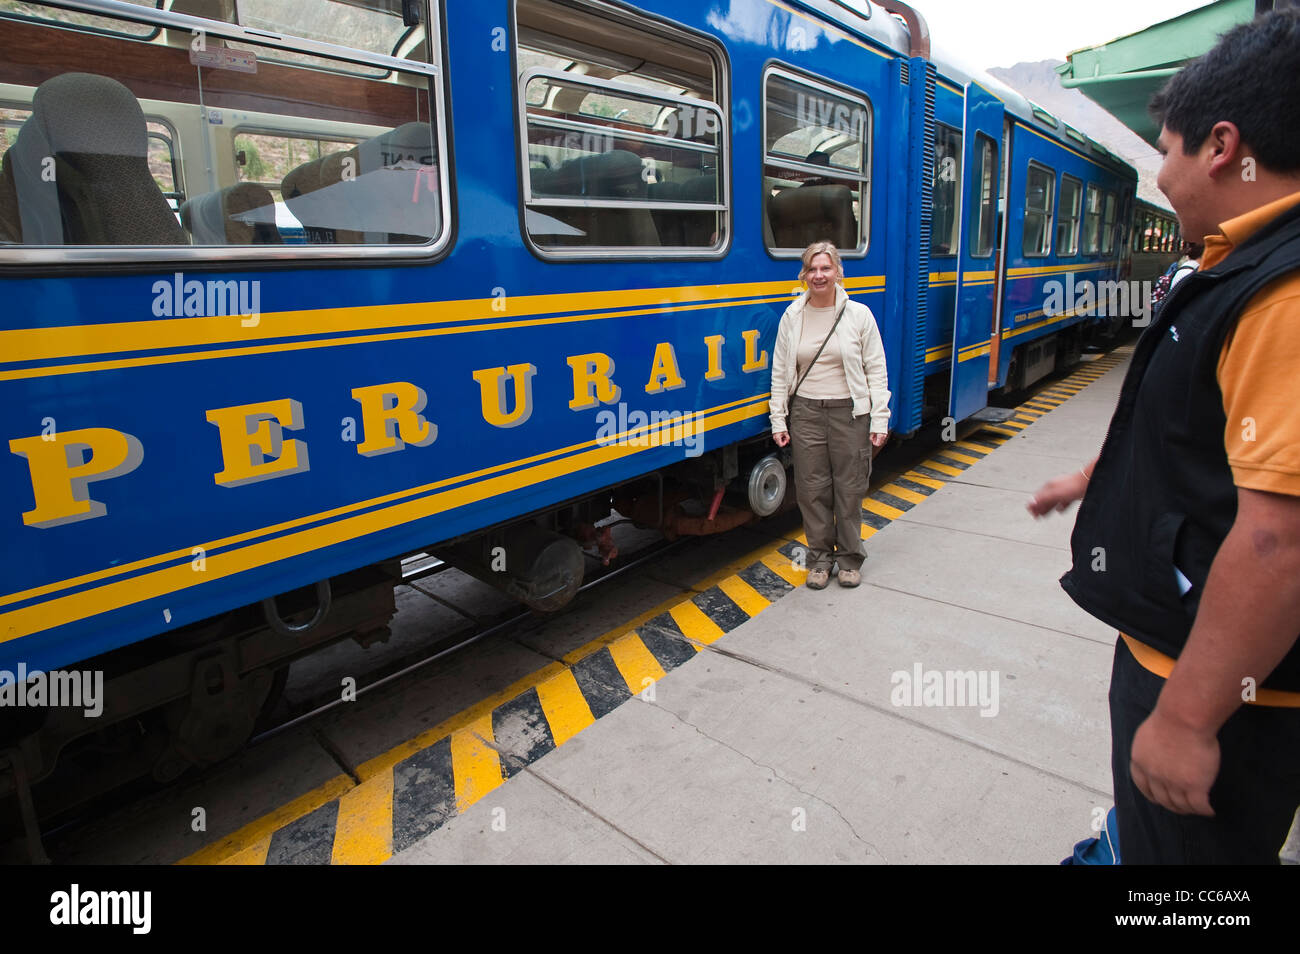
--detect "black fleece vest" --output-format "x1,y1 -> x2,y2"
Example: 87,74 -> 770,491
1060,201 -> 1300,691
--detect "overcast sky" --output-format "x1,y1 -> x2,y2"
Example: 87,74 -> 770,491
842,0 -> 1219,69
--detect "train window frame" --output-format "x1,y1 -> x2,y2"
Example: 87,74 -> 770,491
930,122 -> 961,257
512,0 -> 731,261
1056,174 -> 1082,257
145,116 -> 183,207
1021,160 -> 1054,259
0,0 -> 453,266
1083,183 -> 1103,255
761,64 -> 872,260
970,132 -> 997,259
1101,189 -> 1118,255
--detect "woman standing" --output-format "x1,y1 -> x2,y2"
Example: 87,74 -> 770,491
769,242 -> 891,589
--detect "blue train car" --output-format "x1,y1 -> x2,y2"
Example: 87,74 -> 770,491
0,0 -> 1136,809
924,56 -> 1137,414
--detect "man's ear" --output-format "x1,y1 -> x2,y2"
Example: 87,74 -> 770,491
1206,121 -> 1244,178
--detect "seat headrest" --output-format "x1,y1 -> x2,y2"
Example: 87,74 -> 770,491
8,73 -> 186,245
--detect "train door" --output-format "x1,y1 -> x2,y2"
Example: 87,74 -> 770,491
948,83 -> 1004,420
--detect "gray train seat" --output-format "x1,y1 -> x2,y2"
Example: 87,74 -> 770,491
528,149 -> 658,246
768,184 -> 857,250
282,157 -> 334,244
648,174 -> 716,247
2,73 -> 187,245
181,183 -> 282,245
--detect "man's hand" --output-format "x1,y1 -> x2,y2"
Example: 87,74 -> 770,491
1130,708 -> 1220,815
773,431 -> 790,447
870,431 -> 888,448
1027,469 -> 1090,517
1126,486 -> 1300,817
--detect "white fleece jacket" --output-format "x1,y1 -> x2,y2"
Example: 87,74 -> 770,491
768,284 -> 892,435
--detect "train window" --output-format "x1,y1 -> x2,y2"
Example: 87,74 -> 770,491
970,133 -> 997,258
1083,184 -> 1103,255
763,67 -> 871,258
930,124 -> 961,256
1056,175 -> 1081,256
1022,161 -> 1054,257
0,0 -> 449,259
516,0 -> 728,257
1101,190 -> 1117,254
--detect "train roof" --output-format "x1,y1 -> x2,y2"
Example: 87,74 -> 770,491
797,0 -> 1139,180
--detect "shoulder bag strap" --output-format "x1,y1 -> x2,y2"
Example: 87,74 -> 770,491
790,301 -> 847,402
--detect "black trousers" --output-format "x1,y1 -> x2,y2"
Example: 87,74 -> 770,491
1109,637 -> 1300,864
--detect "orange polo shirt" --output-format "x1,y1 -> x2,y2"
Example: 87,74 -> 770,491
1211,190 -> 1300,495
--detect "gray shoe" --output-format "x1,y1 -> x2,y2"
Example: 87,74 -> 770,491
838,567 -> 861,587
807,566 -> 830,589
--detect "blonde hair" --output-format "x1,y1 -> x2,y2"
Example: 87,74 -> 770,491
798,241 -> 844,284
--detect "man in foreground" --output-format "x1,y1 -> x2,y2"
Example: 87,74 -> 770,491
1029,9 -> 1300,863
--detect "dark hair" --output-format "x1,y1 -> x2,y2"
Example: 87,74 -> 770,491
1149,8 -> 1300,171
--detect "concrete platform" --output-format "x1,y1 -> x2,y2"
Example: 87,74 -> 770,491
389,354 -> 1134,865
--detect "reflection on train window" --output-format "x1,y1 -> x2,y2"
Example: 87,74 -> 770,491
930,124 -> 961,256
970,133 -> 997,258
1056,175 -> 1081,256
234,131 -> 361,204
0,105 -> 32,163
0,0 -> 161,38
1101,190 -> 1117,254
763,67 -> 871,257
1083,183 -> 1103,254
1022,161 -> 1054,257
516,0 -> 727,255
0,0 -> 447,252
147,121 -> 180,206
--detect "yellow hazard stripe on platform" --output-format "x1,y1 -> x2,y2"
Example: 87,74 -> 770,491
880,483 -> 927,505
452,715 -> 505,813
921,459 -> 963,477
332,772 -> 394,866
863,498 -> 904,520
903,471 -> 945,490
176,349 -> 1128,867
608,632 -> 668,695
717,575 -> 771,617
534,669 -> 595,746
670,600 -> 724,646
980,424 -> 1022,438
761,550 -> 806,585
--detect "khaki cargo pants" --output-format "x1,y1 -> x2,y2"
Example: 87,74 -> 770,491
789,396 -> 872,572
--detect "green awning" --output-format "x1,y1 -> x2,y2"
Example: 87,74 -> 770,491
1057,0 -> 1256,148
